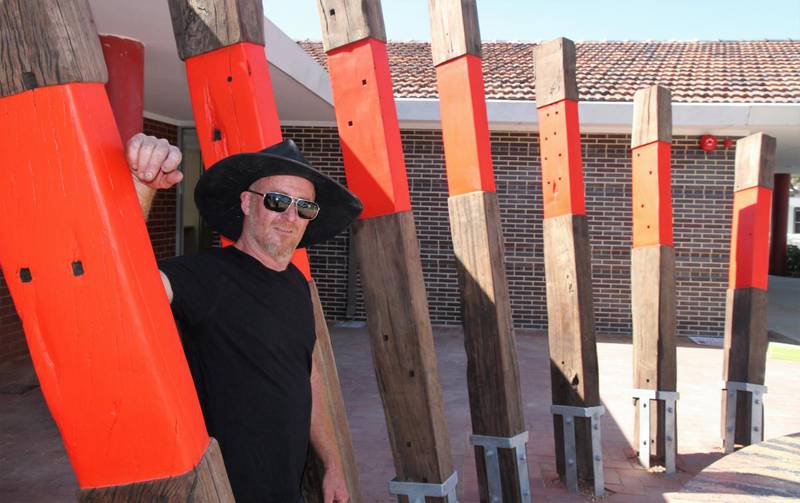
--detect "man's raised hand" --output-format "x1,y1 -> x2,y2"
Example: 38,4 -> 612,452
126,133 -> 183,190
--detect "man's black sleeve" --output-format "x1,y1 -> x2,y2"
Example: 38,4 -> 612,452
158,255 -> 216,330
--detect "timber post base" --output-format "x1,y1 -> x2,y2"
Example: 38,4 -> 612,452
77,438 -> 234,502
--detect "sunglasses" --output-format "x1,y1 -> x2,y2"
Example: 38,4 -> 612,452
246,190 -> 320,220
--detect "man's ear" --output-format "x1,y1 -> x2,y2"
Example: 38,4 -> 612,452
240,192 -> 251,216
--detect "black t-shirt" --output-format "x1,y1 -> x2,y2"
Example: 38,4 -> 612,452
159,246 -> 316,503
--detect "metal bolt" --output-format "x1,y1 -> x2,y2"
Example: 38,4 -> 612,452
667,407 -> 673,413
492,497 -> 500,503
666,436 -> 673,442
567,459 -> 575,466
487,449 -> 495,457
727,427 -> 734,432
594,455 -> 601,461
754,399 -> 760,405
519,454 -> 527,461
566,417 -> 573,425
594,423 -> 599,430
753,426 -> 760,432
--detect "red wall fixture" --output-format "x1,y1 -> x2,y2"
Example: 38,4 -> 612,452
700,134 -> 718,152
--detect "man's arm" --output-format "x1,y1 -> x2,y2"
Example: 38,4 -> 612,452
125,133 -> 182,302
309,347 -> 349,503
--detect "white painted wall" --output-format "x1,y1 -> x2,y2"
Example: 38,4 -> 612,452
789,197 -> 800,247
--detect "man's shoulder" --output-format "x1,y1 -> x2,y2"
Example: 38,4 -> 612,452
158,248 -> 229,276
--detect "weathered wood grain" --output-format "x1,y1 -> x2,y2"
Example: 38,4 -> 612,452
449,191 -> 526,502
352,211 -> 453,495
303,280 -> 362,503
77,439 -> 234,502
316,0 -> 387,52
534,38 -> 578,107
722,287 -> 769,445
167,0 -> 265,60
428,0 -> 482,67
0,0 -> 107,98
632,85 -> 672,148
734,133 -> 776,191
542,214 -> 600,480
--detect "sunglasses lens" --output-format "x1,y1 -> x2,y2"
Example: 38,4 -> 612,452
263,192 -> 292,212
296,199 -> 320,220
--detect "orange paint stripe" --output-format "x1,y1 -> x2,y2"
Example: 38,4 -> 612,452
729,186 -> 772,289
537,100 -> 586,218
632,141 -> 673,247
435,54 -> 495,195
0,84 -> 208,486
185,42 -> 312,272
326,38 -> 412,218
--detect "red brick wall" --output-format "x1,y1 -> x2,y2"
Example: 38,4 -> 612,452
290,126 -> 735,337
0,119 -> 178,365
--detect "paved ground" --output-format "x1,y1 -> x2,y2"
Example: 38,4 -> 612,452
2,326 -> 800,502
767,275 -> 800,344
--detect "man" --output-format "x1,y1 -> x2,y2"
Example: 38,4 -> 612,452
127,133 -> 362,503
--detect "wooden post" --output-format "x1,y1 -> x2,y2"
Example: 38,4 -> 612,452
534,38 -> 602,484
0,1 -> 232,500
316,1 -> 456,499
769,173 -> 790,276
630,85 -> 677,468
428,1 -> 527,501
721,133 -> 775,448
166,2 -> 362,501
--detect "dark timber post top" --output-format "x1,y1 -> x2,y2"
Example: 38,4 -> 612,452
428,0 -> 482,66
534,37 -> 579,106
316,0 -> 387,52
168,0 -> 266,60
0,0 -> 107,98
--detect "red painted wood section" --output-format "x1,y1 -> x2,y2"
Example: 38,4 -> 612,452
537,100 -> 586,218
729,186 -> 772,290
632,141 -> 673,247
100,35 -> 144,144
327,38 -> 411,218
0,83 -> 208,487
435,54 -> 495,196
184,41 -> 312,276
186,42 -> 282,166
769,173 -> 790,276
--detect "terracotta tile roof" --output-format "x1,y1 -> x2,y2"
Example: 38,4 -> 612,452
298,40 -> 800,103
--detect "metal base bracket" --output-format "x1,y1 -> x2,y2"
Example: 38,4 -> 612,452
631,388 -> 680,474
721,380 -> 768,453
388,471 -> 459,503
551,404 -> 605,497
470,431 -> 531,503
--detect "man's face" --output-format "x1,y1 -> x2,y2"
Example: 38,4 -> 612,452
240,175 -> 316,262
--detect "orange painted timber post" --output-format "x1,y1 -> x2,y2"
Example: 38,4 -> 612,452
99,35 -> 144,145
534,38 -> 604,497
315,1 -> 457,501
0,1 -> 233,500
629,85 -> 679,474
428,1 -> 529,501
721,133 -> 776,453
166,1 -> 361,501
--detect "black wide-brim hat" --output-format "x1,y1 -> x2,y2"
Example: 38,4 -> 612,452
195,139 -> 363,248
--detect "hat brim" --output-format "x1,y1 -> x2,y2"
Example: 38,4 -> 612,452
195,152 -> 362,248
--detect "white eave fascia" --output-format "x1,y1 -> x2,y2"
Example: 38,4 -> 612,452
395,98 -> 800,135
263,18 -> 333,106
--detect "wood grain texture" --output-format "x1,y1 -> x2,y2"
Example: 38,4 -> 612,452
317,0 -> 387,52
352,211 -> 454,492
0,0 -> 107,98
448,191 -> 526,502
734,133 -> 776,191
534,37 -> 578,107
631,85 -> 672,148
721,287 -> 769,445
303,280 -> 362,503
542,214 -> 600,480
631,245 -> 677,391
77,438 -> 234,502
167,0 -> 265,60
631,245 -> 677,463
428,0 -> 482,67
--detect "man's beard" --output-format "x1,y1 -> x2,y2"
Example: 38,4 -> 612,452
262,227 -> 302,262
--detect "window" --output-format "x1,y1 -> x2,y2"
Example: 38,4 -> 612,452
795,208 -> 800,234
